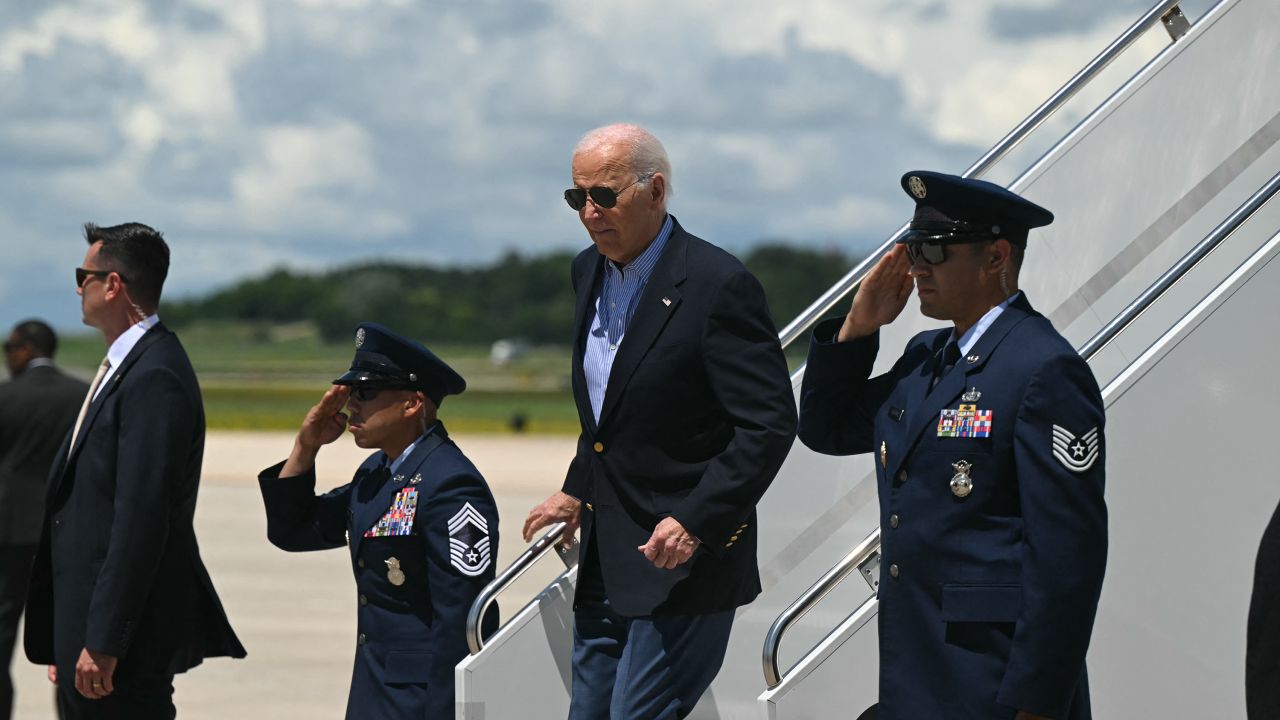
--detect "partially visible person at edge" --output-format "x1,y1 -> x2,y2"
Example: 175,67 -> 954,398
24,222 -> 245,720
1247,496 -> 1280,719
522,123 -> 798,719
0,320 -> 88,720
798,172 -> 1107,720
259,322 -> 499,719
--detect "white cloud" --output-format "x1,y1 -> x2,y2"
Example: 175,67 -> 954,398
0,0 -> 1169,328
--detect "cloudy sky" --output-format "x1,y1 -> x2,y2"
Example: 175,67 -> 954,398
0,0 -> 1200,329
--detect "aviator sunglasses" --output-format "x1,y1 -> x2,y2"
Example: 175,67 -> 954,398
564,173 -> 652,211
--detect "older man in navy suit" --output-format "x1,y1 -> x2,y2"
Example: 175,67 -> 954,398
523,124 -> 797,719
259,323 -> 498,719
799,172 -> 1107,720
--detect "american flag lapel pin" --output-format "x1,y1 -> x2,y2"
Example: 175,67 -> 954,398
661,297 -> 672,306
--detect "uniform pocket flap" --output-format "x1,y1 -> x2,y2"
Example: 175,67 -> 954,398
384,650 -> 432,684
940,584 -> 1021,622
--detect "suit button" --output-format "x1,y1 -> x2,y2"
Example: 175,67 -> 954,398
359,594 -> 368,606
729,535 -> 739,541
357,558 -> 365,568
890,514 -> 900,529
896,470 -> 908,483
593,442 -> 604,453
889,564 -> 900,578
357,633 -> 367,645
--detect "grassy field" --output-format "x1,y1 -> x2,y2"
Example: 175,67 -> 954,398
56,321 -> 580,433
52,319 -> 808,433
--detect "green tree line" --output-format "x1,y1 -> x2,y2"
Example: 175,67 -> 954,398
163,243 -> 862,344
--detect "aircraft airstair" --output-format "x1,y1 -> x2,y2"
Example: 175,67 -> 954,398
459,0 -> 1280,716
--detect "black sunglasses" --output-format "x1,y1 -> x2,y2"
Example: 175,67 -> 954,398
349,386 -> 383,402
349,386 -> 410,402
75,267 -> 128,287
904,238 -> 994,266
564,173 -> 651,211
904,242 -> 949,265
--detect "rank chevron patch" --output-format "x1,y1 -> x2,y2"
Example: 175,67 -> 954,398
1052,425 -> 1099,473
448,502 -> 491,576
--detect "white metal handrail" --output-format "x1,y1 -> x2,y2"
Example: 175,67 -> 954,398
466,521 -> 576,654
762,529 -> 881,688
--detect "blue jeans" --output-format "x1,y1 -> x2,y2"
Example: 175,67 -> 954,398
568,541 -> 734,719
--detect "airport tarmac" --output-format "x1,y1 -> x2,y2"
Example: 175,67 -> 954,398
12,430 -> 577,719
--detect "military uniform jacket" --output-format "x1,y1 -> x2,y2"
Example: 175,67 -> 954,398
24,324 -> 245,683
259,422 -> 498,720
798,294 -> 1107,720
562,217 -> 798,617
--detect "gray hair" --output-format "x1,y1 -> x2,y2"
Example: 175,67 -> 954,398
573,124 -> 673,199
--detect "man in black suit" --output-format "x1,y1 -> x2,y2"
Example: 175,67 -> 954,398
0,320 -> 87,720
523,124 -> 797,718
24,223 -> 245,719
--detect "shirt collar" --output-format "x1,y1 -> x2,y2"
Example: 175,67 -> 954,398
388,422 -> 438,475
952,292 -> 1021,356
25,357 -> 56,371
106,314 -> 161,369
604,214 -> 673,282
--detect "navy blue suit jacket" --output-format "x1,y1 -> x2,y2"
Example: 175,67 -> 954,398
24,324 -> 245,684
799,294 -> 1106,720
562,217 -> 797,617
259,422 -> 498,720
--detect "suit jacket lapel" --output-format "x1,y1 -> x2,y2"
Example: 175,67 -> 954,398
889,330 -> 949,478
349,425 -> 448,556
60,324 -> 170,479
571,254 -> 605,436
898,296 -> 1037,462
596,227 -> 688,428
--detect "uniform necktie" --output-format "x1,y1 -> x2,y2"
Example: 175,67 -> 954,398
931,342 -> 961,390
68,357 -> 111,459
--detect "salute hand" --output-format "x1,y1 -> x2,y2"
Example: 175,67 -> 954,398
298,385 -> 351,450
839,244 -> 915,341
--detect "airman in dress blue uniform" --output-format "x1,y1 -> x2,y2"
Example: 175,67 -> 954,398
799,172 -> 1107,720
258,323 -> 498,719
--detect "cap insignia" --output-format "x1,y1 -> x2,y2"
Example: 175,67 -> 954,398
908,175 -> 927,199
355,328 -> 365,348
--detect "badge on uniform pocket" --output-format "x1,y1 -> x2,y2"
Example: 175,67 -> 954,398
364,487 -> 419,537
937,404 -> 992,438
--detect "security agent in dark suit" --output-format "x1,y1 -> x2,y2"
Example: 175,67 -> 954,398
523,124 -> 797,719
799,172 -> 1107,720
0,320 -> 88,720
24,223 -> 245,719
259,322 -> 499,720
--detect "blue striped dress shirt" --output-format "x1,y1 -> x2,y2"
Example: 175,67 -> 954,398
584,214 -> 674,422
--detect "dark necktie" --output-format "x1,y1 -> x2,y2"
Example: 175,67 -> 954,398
931,342 -> 961,390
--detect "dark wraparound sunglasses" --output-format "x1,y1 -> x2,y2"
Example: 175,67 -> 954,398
349,386 -> 383,402
349,386 -> 411,402
564,173 -> 652,211
904,237 -> 993,266
75,267 -> 128,287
